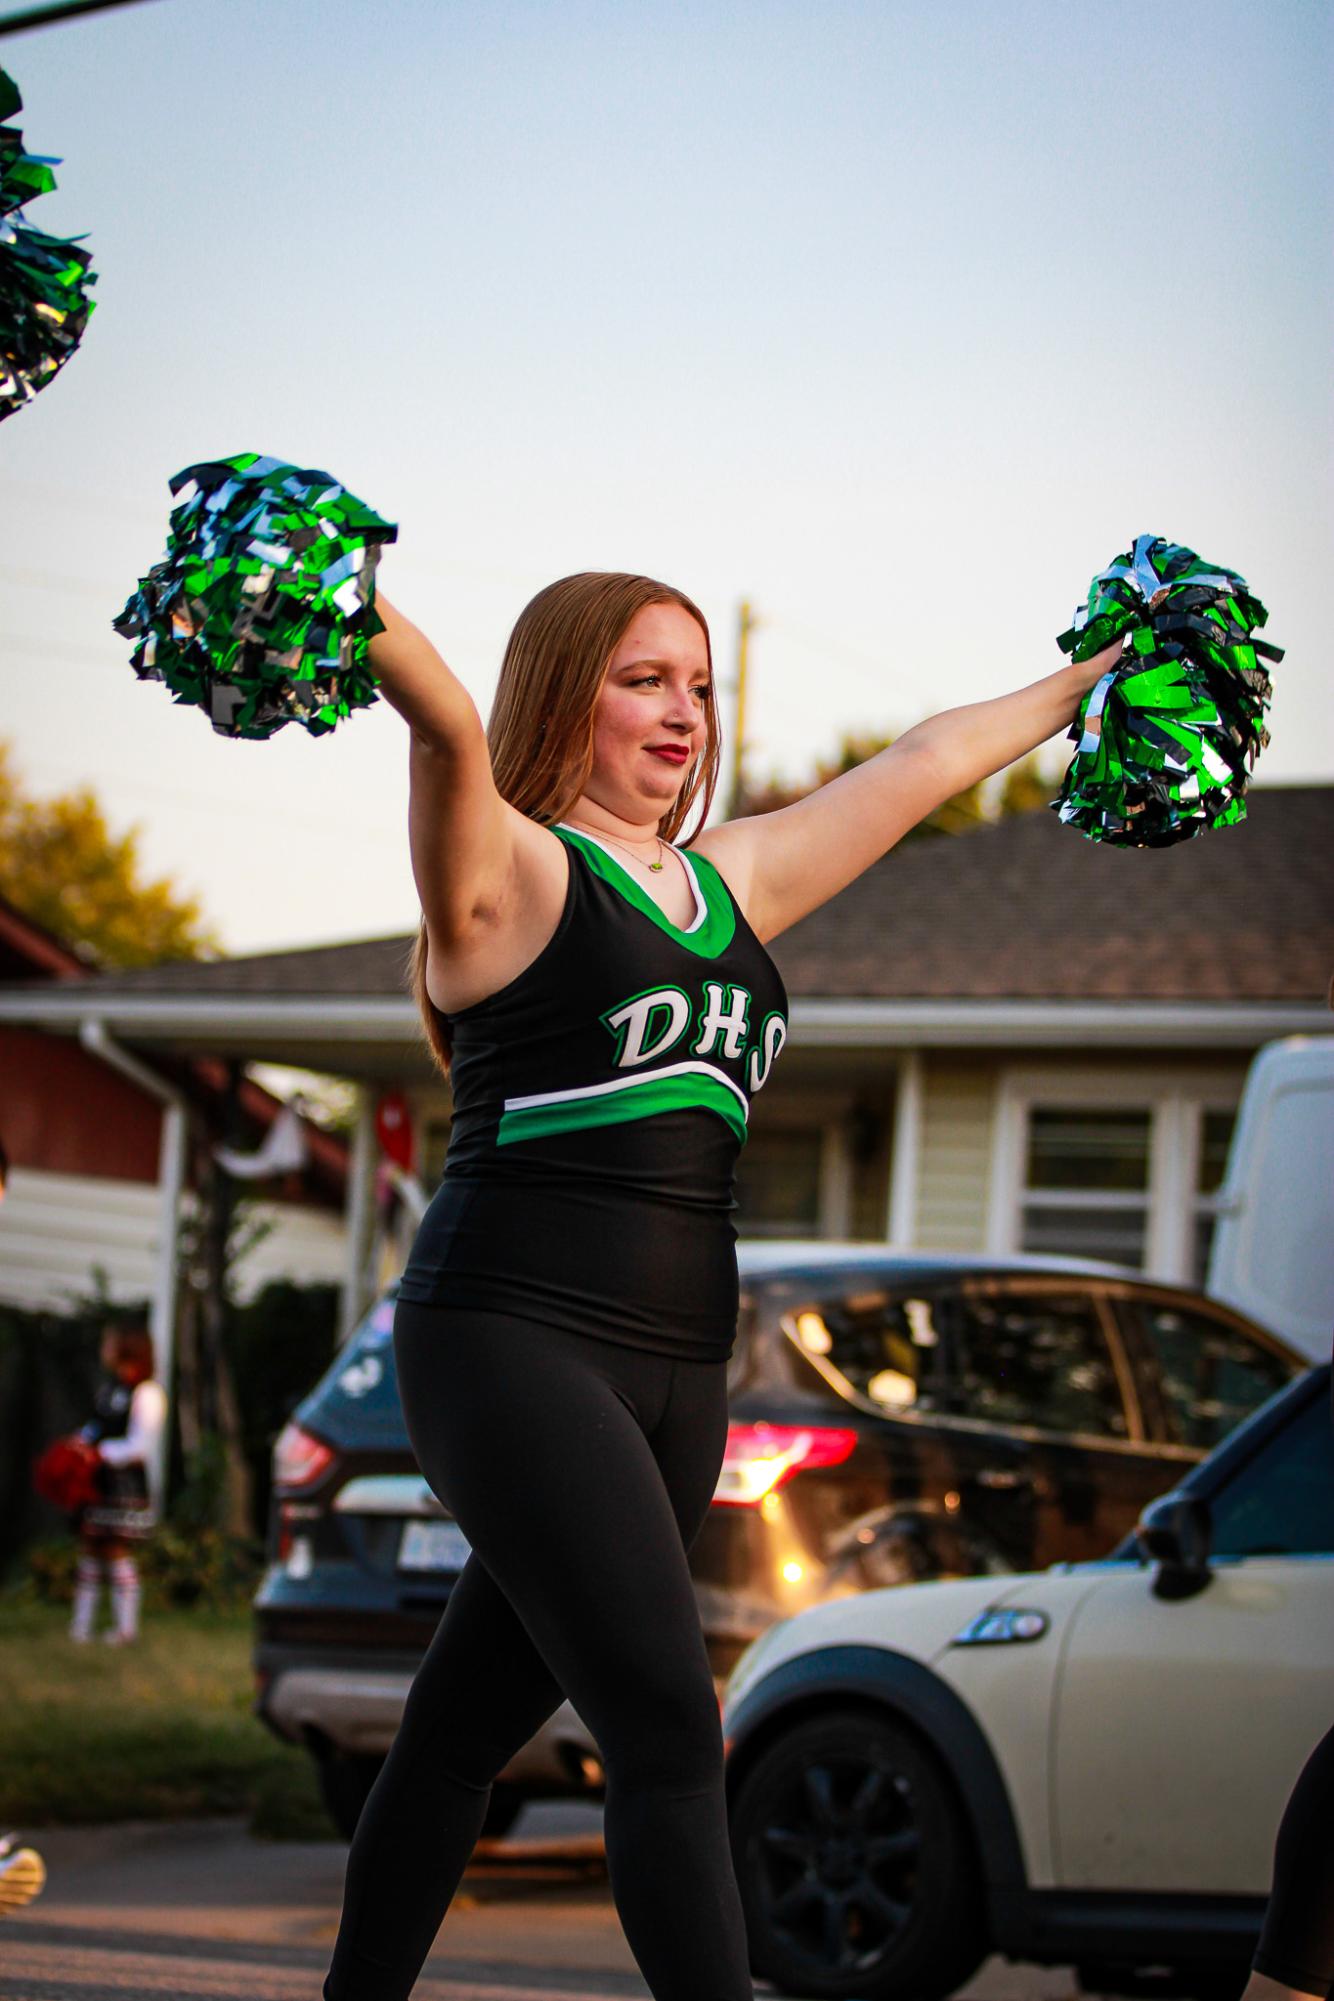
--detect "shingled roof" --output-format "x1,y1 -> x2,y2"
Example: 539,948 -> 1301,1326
6,785 -> 1329,1008
773,783 -> 1333,1003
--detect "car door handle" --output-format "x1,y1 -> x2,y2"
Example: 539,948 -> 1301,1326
974,1467 -> 1032,1491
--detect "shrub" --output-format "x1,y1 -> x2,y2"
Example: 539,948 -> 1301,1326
19,1524 -> 261,1610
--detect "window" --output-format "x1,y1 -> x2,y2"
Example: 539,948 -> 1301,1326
1209,1392 -> 1334,1557
1191,1108 -> 1236,1287
734,1128 -> 822,1238
1131,1301 -> 1297,1452
1019,1108 -> 1151,1267
788,1290 -> 951,1415
950,1290 -> 1128,1438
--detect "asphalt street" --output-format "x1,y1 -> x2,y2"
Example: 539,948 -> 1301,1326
0,1804 -> 1085,2001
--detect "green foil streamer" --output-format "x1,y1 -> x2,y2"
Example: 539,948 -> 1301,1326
1053,534 -> 1282,848
0,65 -> 96,422
113,454 -> 398,738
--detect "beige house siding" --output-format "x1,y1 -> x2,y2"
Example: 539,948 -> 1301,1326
0,1167 -> 162,1311
0,1166 -> 347,1313
914,1059 -> 997,1250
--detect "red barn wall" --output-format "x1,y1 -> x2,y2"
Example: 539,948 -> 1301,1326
0,1028 -> 161,1181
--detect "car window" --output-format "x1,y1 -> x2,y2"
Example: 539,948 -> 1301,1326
1209,1391 -> 1334,1557
949,1290 -> 1129,1439
1129,1301 -> 1297,1451
786,1289 -> 952,1415
300,1292 -> 409,1445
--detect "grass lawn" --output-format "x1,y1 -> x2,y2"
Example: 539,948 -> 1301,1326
0,1597 -> 338,1840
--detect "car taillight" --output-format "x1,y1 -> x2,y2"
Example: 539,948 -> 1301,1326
272,1421 -> 336,1491
712,1421 -> 858,1507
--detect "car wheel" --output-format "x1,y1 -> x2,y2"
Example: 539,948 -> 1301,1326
730,1708 -> 988,2001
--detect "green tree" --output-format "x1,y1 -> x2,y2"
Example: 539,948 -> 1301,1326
0,739 -> 221,967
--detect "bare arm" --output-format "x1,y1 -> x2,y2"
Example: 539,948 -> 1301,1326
696,640 -> 1122,942
369,594 -> 535,963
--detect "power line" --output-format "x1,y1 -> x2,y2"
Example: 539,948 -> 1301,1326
9,748 -> 408,848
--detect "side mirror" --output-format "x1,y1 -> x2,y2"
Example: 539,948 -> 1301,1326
1135,1492 -> 1213,1601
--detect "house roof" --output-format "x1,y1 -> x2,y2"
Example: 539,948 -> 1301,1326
0,889 -> 97,982
774,783 -> 1333,1004
6,783 -> 1327,1007
0,892 -> 349,1192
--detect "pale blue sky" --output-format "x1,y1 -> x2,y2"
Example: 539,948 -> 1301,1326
1,0 -> 1329,953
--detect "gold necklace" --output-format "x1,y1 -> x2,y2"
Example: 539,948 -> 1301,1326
570,824 -> 667,872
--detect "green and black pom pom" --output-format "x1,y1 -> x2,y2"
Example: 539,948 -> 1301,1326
113,454 -> 398,738
0,66 -> 96,421
1054,534 -> 1282,848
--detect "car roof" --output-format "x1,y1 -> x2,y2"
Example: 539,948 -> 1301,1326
735,1240 -> 1143,1281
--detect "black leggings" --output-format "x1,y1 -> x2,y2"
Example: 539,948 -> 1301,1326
324,1302 -> 753,2001
1252,1721 -> 1334,1996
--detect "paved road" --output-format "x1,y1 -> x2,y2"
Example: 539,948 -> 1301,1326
0,1804 -> 1083,2000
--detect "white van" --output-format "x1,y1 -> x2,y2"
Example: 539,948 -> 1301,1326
1207,1035 -> 1334,1363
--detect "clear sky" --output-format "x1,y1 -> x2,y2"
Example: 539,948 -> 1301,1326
2,0 -> 1330,955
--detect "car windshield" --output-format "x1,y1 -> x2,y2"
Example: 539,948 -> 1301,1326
1209,1387 -> 1334,1558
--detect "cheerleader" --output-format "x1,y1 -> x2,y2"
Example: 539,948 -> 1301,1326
68,1325 -> 167,1646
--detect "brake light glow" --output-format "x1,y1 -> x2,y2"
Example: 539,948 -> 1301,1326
272,1421 -> 336,1491
712,1421 -> 858,1507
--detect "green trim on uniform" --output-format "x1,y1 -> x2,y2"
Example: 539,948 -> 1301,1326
554,825 -> 737,958
498,1069 -> 748,1147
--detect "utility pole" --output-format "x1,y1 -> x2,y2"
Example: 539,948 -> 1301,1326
727,598 -> 756,818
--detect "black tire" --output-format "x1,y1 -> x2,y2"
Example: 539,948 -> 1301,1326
1077,1963 -> 1251,2001
315,1750 -> 525,1843
730,1707 -> 988,2000
1182,1968 -> 1250,2001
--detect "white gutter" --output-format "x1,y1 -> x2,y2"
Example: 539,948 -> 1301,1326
2,991 -> 1328,1050
78,1020 -> 185,1509
788,999 -> 1334,1049
0,993 -> 417,1041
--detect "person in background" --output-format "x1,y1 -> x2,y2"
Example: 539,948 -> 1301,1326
69,1325 -> 167,1646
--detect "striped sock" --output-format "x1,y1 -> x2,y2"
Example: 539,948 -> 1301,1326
69,1555 -> 102,1641
108,1556 -> 140,1642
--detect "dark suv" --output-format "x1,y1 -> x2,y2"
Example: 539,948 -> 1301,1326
252,1245 -> 1302,1838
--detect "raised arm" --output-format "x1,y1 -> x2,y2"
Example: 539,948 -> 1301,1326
369,595 -> 551,998
695,639 -> 1124,943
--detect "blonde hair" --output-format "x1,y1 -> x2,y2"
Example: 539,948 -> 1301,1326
409,572 -> 720,1079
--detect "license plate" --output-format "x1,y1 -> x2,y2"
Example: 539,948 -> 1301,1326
397,1518 -> 472,1573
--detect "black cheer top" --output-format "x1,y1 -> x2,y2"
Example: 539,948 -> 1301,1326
396,823 -> 790,1358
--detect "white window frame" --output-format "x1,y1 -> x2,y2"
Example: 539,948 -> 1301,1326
986,1065 -> 1243,1283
